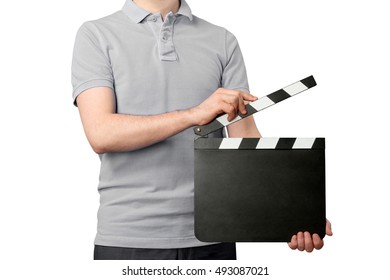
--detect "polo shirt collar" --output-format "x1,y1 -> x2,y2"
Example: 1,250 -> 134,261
122,0 -> 193,23
177,0 -> 193,21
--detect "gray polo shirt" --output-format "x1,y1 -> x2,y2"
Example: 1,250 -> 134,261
71,0 -> 249,248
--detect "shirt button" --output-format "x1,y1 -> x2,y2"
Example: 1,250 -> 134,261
162,36 -> 167,41
151,16 -> 157,22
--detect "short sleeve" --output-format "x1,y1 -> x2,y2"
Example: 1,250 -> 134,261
71,22 -> 114,106
221,30 -> 250,93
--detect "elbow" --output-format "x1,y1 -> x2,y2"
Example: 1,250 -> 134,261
88,134 -> 112,155
90,141 -> 109,155
92,144 -> 107,155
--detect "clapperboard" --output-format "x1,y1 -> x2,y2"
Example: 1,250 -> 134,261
193,76 -> 326,242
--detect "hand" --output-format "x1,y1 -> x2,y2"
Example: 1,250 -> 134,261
191,88 -> 257,125
288,219 -> 333,253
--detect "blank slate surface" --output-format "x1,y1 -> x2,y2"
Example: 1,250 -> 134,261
194,137 -> 326,242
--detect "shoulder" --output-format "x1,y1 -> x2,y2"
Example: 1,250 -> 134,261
77,11 -> 129,38
191,15 -> 238,43
191,15 -> 227,34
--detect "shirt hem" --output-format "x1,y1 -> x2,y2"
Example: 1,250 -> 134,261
94,234 -> 219,249
72,79 -> 114,106
228,87 -> 250,93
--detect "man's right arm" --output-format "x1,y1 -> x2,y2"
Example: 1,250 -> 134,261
76,86 -> 257,154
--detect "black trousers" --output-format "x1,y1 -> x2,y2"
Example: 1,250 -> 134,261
94,243 -> 236,260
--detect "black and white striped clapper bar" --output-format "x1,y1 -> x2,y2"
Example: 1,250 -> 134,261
193,76 -> 326,242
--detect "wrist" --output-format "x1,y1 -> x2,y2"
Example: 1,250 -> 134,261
172,108 -> 198,129
178,108 -> 200,127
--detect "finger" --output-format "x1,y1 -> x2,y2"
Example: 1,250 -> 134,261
238,96 -> 247,115
220,102 -> 237,122
221,94 -> 239,117
313,233 -> 324,250
288,235 -> 298,250
304,231 -> 314,253
326,219 -> 333,236
241,92 -> 258,102
297,232 -> 305,251
222,91 -> 252,115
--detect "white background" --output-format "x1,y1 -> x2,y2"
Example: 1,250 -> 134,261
1,0 -> 389,279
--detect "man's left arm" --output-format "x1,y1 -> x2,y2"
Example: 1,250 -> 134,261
222,28 -> 332,252
226,116 -> 261,138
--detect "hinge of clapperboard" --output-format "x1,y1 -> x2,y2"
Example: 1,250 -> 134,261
193,76 -> 317,139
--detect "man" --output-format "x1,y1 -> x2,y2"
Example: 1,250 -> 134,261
71,0 -> 332,260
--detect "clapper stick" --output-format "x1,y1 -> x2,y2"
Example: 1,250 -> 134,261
193,75 -> 317,137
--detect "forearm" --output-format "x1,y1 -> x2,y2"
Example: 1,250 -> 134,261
77,86 -> 259,154
87,109 -> 196,154
227,116 -> 261,138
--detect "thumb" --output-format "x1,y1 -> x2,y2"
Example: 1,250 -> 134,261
241,92 -> 258,102
326,219 -> 333,236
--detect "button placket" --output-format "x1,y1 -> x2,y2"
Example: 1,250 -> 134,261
159,13 -> 177,61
